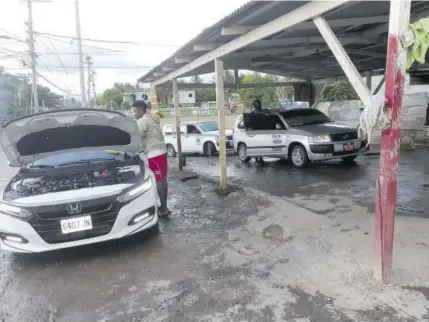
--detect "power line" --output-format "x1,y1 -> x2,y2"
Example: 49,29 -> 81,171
37,72 -> 79,96
37,34 -> 125,53
34,31 -> 181,47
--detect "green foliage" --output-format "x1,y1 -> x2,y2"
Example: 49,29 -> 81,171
320,80 -> 358,102
100,88 -> 123,108
195,88 -> 216,104
237,72 -> 279,105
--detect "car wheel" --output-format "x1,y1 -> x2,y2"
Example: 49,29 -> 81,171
290,145 -> 309,168
205,142 -> 216,157
342,155 -> 357,163
238,143 -> 251,163
166,144 -> 176,157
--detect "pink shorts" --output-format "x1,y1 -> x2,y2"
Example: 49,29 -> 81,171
148,153 -> 168,181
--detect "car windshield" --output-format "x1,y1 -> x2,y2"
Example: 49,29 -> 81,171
28,150 -> 138,168
197,121 -> 219,132
281,110 -> 331,126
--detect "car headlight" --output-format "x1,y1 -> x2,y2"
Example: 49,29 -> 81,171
0,202 -> 32,219
308,135 -> 331,143
117,177 -> 153,203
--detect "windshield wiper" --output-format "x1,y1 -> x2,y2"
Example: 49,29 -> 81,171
58,158 -> 118,166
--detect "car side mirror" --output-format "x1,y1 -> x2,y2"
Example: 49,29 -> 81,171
275,124 -> 282,130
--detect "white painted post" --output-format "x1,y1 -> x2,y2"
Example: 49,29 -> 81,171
313,16 -> 372,107
172,79 -> 184,170
215,58 -> 228,192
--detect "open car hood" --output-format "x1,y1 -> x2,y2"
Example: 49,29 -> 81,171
1,109 -> 141,167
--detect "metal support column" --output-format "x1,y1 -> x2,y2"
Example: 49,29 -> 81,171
172,79 -> 184,170
374,0 -> 411,282
215,58 -> 228,192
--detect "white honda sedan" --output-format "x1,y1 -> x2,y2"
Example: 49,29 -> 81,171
0,109 -> 159,253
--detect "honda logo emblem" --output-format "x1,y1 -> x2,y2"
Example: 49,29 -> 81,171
67,202 -> 82,214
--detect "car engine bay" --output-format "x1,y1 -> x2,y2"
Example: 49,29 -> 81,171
3,164 -> 141,200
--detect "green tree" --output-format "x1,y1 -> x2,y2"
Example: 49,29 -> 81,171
237,72 -> 279,105
321,80 -> 358,101
100,88 -> 123,109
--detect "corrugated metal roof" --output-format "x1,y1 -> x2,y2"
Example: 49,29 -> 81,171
139,1 -> 429,84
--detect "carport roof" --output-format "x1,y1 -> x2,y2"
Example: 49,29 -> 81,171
138,1 -> 429,85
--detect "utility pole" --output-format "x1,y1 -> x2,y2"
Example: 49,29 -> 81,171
85,56 -> 93,107
26,0 -> 38,113
75,0 -> 87,108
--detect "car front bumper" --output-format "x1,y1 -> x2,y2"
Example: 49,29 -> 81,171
0,180 -> 159,253
307,139 -> 368,161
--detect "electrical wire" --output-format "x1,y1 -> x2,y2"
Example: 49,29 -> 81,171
36,72 -> 79,96
34,31 -> 181,47
37,34 -> 125,53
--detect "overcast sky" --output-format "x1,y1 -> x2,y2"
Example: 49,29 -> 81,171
0,0 -> 248,97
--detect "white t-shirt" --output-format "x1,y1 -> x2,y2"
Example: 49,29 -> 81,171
147,148 -> 167,159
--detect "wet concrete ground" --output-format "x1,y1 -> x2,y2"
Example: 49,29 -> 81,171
184,147 -> 429,218
1,150 -> 429,321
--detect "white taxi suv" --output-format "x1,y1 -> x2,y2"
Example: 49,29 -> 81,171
233,108 -> 368,168
163,121 -> 234,157
0,109 -> 159,253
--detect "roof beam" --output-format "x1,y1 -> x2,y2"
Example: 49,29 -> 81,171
174,57 -> 192,64
151,0 -> 350,86
153,72 -> 165,76
162,67 -> 175,71
220,16 -> 391,36
195,34 -> 373,52
194,43 -> 222,51
313,16 -> 372,107
221,26 -> 256,36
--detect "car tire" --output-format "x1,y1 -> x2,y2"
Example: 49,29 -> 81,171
205,142 -> 216,157
290,144 -> 309,168
166,144 -> 176,157
341,155 -> 357,163
238,143 -> 251,163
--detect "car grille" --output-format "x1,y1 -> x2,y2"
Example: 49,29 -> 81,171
27,197 -> 120,244
330,132 -> 358,142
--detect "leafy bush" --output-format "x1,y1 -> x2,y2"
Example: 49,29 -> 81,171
321,81 -> 358,102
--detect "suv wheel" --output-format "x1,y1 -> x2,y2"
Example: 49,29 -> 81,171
205,142 -> 216,157
166,144 -> 176,157
290,145 -> 309,168
238,143 -> 251,163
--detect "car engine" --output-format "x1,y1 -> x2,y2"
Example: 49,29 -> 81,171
4,165 -> 141,199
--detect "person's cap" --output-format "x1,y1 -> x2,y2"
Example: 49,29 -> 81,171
132,100 -> 148,111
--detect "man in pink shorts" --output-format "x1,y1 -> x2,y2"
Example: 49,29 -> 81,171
132,100 -> 170,216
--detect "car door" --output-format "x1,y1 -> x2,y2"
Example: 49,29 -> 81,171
246,114 -> 286,156
182,124 -> 201,153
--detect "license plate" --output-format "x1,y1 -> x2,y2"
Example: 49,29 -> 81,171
343,142 -> 354,151
60,216 -> 92,234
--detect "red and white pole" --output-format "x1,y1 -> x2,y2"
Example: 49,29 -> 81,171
374,0 -> 411,282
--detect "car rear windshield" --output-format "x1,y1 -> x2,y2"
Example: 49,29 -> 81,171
281,109 -> 331,126
197,121 -> 218,132
29,150 -> 138,168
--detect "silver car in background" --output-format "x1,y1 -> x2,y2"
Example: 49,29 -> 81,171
233,108 -> 368,168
